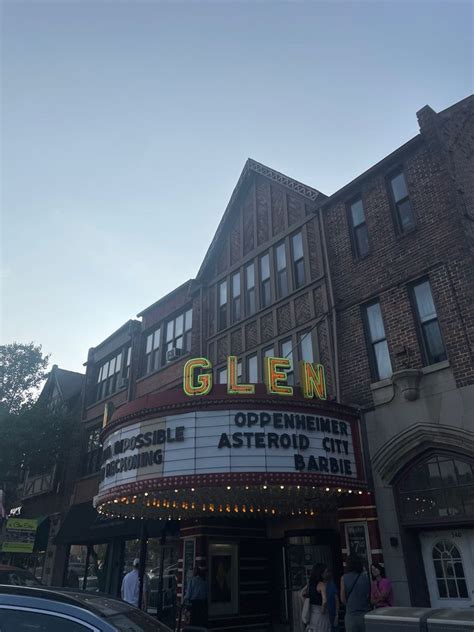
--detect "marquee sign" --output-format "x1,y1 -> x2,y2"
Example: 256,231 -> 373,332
98,406 -> 358,498
183,356 -> 326,399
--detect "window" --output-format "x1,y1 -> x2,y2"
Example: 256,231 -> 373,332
291,232 -> 306,288
247,354 -> 258,383
363,301 -> 392,381
0,609 -> 92,631
411,279 -> 447,365
348,197 -> 369,258
245,263 -> 256,316
82,426 -> 102,476
260,254 -> 271,308
262,346 -> 274,378
218,367 -> 227,384
164,309 -> 192,361
145,328 -> 160,374
231,272 -> 241,322
218,281 -> 227,330
275,242 -> 288,298
96,350 -> 123,400
398,455 -> 474,521
299,331 -> 314,363
280,338 -> 294,385
432,541 -> 468,599
389,169 -> 415,233
125,346 -> 132,379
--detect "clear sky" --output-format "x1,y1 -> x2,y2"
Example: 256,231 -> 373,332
1,0 -> 472,373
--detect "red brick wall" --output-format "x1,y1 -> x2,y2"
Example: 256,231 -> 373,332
324,103 -> 474,406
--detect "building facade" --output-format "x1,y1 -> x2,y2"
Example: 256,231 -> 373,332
53,95 -> 473,629
2,365 -> 84,586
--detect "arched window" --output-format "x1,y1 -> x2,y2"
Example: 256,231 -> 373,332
397,455 -> 474,522
432,540 -> 469,599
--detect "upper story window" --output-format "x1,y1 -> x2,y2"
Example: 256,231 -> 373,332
96,349 -> 126,401
218,367 -> 227,384
291,232 -> 306,288
82,425 -> 101,477
165,309 -> 192,362
410,279 -> 447,365
245,263 -> 256,316
363,301 -> 392,381
299,330 -> 314,363
247,354 -> 258,383
275,242 -> 288,298
389,169 -> 415,234
218,281 -> 227,331
280,338 -> 294,385
145,328 -> 160,374
348,197 -> 369,258
231,272 -> 241,323
260,253 -> 271,308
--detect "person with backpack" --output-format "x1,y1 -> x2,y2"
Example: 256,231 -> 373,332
340,554 -> 370,632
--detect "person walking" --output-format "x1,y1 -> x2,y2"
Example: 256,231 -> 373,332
340,554 -> 370,632
184,565 -> 208,626
323,568 -> 340,632
371,563 -> 393,609
300,563 -> 332,632
121,558 -> 148,610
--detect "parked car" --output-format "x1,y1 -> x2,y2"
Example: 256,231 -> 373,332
0,565 -> 41,587
0,585 -> 172,631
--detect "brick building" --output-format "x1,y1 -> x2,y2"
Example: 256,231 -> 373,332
53,94 -> 473,629
322,95 -> 474,608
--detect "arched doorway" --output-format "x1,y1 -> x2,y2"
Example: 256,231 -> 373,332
396,453 -> 474,608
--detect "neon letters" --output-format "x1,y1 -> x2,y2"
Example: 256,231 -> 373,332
183,356 -> 327,400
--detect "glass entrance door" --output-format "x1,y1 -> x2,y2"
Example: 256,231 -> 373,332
286,536 -> 332,632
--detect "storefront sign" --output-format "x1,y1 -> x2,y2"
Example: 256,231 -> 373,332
183,356 -> 326,400
98,408 -> 357,495
1,518 -> 38,553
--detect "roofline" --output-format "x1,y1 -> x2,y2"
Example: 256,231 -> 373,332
438,94 -> 473,116
88,319 -> 140,354
196,158 -> 326,279
137,279 -> 194,317
320,134 -> 422,208
53,367 -> 84,378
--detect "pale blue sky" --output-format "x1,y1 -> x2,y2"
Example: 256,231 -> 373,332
1,0 -> 472,373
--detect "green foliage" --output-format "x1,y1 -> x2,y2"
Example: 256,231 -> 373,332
0,342 -> 50,415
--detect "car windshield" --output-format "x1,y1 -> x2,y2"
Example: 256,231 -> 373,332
0,569 -> 40,586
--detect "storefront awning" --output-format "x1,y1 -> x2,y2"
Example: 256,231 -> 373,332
54,502 -> 177,545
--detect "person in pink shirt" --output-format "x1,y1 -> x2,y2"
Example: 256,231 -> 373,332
370,563 -> 394,608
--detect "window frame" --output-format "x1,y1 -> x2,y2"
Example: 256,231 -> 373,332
346,195 -> 370,259
361,300 -> 392,382
387,167 -> 416,235
259,252 -> 272,309
275,241 -> 289,299
144,326 -> 161,375
409,278 -> 447,366
291,231 -> 306,288
247,353 -> 258,384
218,280 -> 228,331
95,348 -> 128,402
245,262 -> 256,316
163,308 -> 193,363
231,271 -> 241,323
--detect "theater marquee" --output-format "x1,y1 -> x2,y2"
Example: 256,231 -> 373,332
98,407 -> 357,495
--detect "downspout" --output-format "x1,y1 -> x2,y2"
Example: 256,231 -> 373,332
317,205 -> 340,402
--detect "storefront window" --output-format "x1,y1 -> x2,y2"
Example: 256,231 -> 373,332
146,538 -> 178,619
398,455 -> 474,522
66,544 -> 108,592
